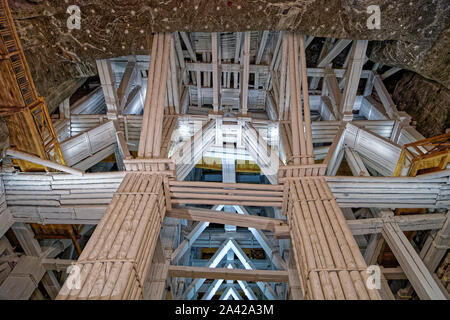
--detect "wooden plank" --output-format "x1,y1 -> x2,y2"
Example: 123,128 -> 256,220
166,207 -> 287,232
168,265 -> 289,283
211,33 -> 220,112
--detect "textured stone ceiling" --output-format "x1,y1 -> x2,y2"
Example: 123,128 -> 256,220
8,0 -> 450,111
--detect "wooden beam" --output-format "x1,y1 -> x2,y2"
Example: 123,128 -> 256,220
348,214 -> 447,235
324,67 -> 342,119
340,40 -> 368,119
6,149 -> 84,176
168,265 -> 289,283
381,267 -> 407,280
211,33 -> 220,112
241,32 -> 250,114
373,74 -> 399,119
166,207 -> 287,233
318,39 -> 352,67
421,211 -> 450,272
96,59 -> 119,115
179,32 -> 196,62
233,32 -> 243,89
382,221 -> 446,300
256,31 -> 269,64
381,67 -> 401,80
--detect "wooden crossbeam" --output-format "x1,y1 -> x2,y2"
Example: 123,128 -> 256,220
382,221 -> 446,300
166,207 -> 287,233
168,181 -> 284,207
168,265 -> 289,283
317,39 -> 352,68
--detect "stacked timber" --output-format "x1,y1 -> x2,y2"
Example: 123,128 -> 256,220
57,173 -> 167,300
3,171 -> 449,224
169,181 -> 283,207
325,173 -> 450,208
279,33 -> 316,177
138,33 -> 171,159
2,172 -> 124,224
287,176 -> 381,300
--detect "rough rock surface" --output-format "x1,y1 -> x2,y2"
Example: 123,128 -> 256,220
0,119 -> 10,158
7,0 -> 449,111
391,72 -> 449,138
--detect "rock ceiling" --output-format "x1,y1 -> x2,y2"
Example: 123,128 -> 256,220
7,0 -> 450,112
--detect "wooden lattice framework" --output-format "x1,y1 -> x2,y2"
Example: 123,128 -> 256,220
394,132 -> 450,177
0,0 -> 65,171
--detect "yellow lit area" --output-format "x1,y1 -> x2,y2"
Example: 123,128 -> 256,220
195,157 -> 261,173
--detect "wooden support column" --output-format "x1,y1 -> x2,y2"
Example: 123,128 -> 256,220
138,33 -> 172,158
211,32 -> 220,113
234,32 -> 242,89
168,36 -> 180,114
241,32 -> 250,115
373,74 -> 399,119
299,34 -> 314,166
287,33 -> 305,168
59,98 -> 70,120
324,67 -> 342,120
96,59 -> 119,116
286,176 -> 381,300
339,40 -> 368,121
57,173 -> 168,300
277,33 -> 288,121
